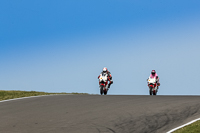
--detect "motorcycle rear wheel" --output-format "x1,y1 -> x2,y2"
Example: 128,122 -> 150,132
104,90 -> 107,95
153,90 -> 157,95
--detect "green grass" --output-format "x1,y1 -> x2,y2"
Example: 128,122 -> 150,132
173,120 -> 200,133
0,90 -> 88,101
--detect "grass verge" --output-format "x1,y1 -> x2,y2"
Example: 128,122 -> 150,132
173,120 -> 200,133
0,90 -> 88,101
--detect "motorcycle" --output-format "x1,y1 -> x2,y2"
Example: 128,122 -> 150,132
98,73 -> 109,95
147,77 -> 159,95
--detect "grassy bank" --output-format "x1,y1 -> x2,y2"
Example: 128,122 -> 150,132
0,90 -> 87,101
173,120 -> 200,133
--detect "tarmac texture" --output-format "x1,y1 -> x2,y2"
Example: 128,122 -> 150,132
0,95 -> 200,133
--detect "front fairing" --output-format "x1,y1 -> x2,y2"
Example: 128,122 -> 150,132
99,73 -> 108,82
148,77 -> 156,84
148,77 -> 157,89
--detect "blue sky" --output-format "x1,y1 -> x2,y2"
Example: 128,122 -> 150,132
0,0 -> 200,95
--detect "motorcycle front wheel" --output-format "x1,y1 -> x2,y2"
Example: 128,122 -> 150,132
100,85 -> 104,95
149,87 -> 153,95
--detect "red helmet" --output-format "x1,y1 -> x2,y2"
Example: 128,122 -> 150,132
151,70 -> 156,75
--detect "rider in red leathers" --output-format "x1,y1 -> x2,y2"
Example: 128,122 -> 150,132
98,67 -> 113,89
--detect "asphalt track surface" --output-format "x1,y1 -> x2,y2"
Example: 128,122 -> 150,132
0,95 -> 200,133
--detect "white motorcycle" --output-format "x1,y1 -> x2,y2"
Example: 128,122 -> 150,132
147,77 -> 159,95
98,73 -> 109,95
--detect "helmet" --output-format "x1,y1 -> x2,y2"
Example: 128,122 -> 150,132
103,67 -> 107,73
151,70 -> 156,75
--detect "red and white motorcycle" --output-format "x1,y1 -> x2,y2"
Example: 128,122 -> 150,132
147,77 -> 159,95
98,73 -> 109,95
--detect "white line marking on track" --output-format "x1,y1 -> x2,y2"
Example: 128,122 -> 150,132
0,94 -> 71,103
166,118 -> 200,133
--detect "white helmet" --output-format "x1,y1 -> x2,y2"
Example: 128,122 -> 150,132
103,67 -> 107,73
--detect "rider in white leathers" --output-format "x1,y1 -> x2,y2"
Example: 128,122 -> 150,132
98,67 -> 113,89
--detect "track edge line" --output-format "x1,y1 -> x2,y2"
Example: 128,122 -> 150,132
0,94 -> 71,103
166,118 -> 200,133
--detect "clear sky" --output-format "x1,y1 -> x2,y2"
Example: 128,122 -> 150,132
0,0 -> 200,95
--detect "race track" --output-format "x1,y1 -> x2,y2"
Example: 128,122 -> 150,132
0,95 -> 200,133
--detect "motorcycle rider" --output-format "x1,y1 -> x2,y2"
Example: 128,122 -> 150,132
98,67 -> 113,89
149,70 -> 160,87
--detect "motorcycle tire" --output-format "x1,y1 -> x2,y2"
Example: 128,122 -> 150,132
104,90 -> 107,95
100,85 -> 104,95
153,90 -> 157,95
149,87 -> 153,95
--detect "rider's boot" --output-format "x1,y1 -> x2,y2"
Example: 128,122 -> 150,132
108,80 -> 113,89
108,84 -> 110,88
